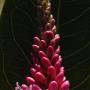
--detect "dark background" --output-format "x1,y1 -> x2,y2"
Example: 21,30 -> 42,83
0,0 -> 90,90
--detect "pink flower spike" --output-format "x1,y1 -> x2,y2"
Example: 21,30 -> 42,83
59,81 -> 70,90
48,81 -> 58,90
15,0 -> 70,89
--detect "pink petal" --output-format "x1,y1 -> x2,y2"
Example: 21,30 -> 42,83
47,66 -> 56,80
60,67 -> 64,73
30,68 -> 37,76
41,57 -> 51,68
26,77 -> 36,85
55,56 -> 62,74
40,40 -> 47,49
21,84 -> 28,90
55,46 -> 60,54
43,31 -> 54,39
50,34 -> 60,47
15,82 -> 21,90
32,44 -> 40,52
51,54 -> 59,65
50,19 -> 55,28
52,25 -> 56,34
59,81 -> 70,90
38,51 -> 47,58
55,71 -> 64,85
34,72 -> 47,85
34,64 -> 46,76
31,84 -> 42,90
34,37 -> 41,46
48,81 -> 58,90
47,45 -> 54,58
63,77 -> 66,82
34,64 -> 43,73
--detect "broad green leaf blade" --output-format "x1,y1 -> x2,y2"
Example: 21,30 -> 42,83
0,0 -> 37,89
58,0 -> 90,90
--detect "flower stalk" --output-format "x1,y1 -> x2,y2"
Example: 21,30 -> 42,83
15,0 -> 70,90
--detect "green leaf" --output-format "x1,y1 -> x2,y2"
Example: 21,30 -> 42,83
59,0 -> 90,90
0,0 -> 90,90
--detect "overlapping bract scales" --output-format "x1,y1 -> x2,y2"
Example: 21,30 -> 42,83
15,0 -> 70,90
